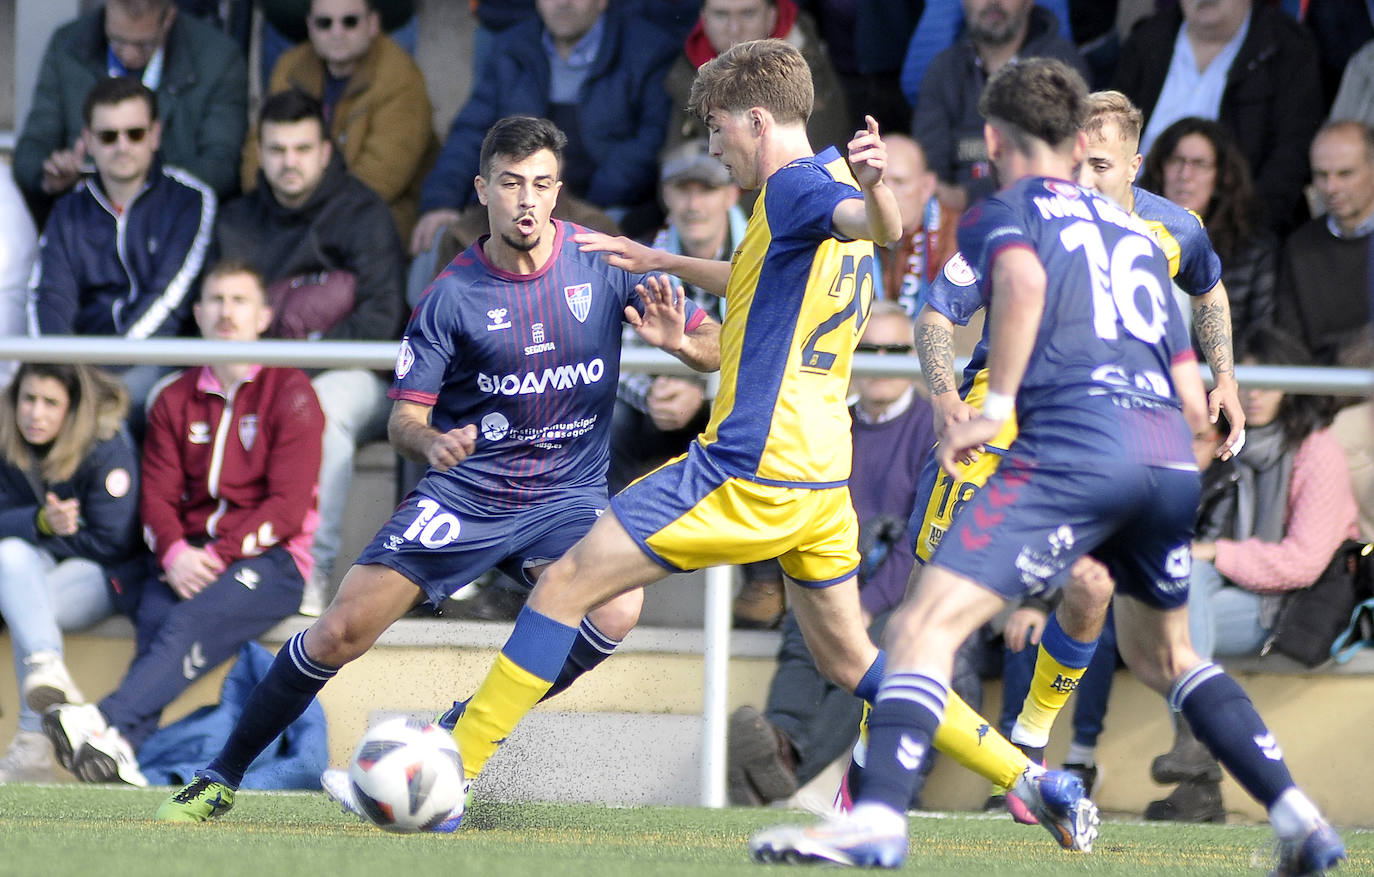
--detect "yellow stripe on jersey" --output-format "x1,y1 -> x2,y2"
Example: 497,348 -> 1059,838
698,150 -> 877,487
1139,217 -> 1182,279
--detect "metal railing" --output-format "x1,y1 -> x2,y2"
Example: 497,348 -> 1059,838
1,336 -> 1369,807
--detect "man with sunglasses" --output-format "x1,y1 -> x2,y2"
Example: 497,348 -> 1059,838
28,75 -> 216,425
242,0 -> 437,243
13,0 -> 247,214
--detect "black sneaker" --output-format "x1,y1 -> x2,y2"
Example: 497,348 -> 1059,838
1145,778 -> 1225,823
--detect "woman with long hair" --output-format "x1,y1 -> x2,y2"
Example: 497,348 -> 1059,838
0,363 -> 142,782
1146,326 -> 1359,823
1140,117 -> 1278,341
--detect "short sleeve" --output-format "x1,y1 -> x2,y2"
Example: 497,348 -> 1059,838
955,195 -> 1033,296
1174,212 -> 1223,296
390,281 -> 461,405
763,159 -> 861,242
923,251 -> 986,326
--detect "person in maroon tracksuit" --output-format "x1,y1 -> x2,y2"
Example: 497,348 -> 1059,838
37,260 -> 324,786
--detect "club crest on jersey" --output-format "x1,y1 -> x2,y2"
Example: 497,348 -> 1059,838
238,414 -> 258,451
563,283 -> 592,323
395,338 -> 415,378
486,308 -> 511,331
189,422 -> 211,444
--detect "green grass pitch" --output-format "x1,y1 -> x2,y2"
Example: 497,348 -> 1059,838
1,784 -> 1369,876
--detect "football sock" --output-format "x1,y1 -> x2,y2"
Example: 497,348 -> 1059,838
1064,741 -> 1096,767
858,671 -> 947,813
1173,662 -> 1294,808
1011,613 -> 1097,750
544,617 -> 620,700
208,631 -> 336,789
934,690 -> 1033,792
454,606 -> 578,780
854,650 -> 886,703
1269,788 -> 1324,840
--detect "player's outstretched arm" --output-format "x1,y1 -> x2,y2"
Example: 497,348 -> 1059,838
574,231 -> 732,297
388,400 -> 477,472
628,274 -> 722,372
1191,280 -> 1245,459
916,304 -> 978,442
832,115 -> 902,246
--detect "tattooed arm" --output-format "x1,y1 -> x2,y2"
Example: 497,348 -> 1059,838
1191,280 -> 1245,459
916,304 -> 978,441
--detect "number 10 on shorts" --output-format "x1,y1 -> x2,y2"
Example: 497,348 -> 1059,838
403,498 -> 463,548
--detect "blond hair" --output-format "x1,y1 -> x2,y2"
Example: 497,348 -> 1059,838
0,364 -> 129,483
1083,91 -> 1143,151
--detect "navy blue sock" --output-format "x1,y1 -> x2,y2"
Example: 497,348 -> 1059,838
544,618 -> 620,700
1173,663 -> 1294,808
206,631 -> 337,789
857,671 -> 947,813
854,650 -> 886,704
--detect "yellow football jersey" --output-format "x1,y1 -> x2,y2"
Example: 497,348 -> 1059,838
697,147 -> 877,487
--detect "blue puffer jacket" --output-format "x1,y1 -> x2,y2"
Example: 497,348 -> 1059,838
420,9 -> 677,213
29,160 -> 215,339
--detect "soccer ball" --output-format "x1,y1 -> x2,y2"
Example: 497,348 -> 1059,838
348,716 -> 466,833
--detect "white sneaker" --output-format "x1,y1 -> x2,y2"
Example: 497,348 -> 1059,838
21,651 -> 83,713
41,703 -> 108,774
299,568 -> 331,617
74,725 -> 147,787
0,730 -> 56,782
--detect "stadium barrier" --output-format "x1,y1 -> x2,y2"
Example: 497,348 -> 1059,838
0,336 -> 1368,810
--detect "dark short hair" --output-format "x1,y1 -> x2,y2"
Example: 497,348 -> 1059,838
258,89 -> 327,135
979,58 -> 1087,155
82,76 -> 158,126
478,116 -> 566,180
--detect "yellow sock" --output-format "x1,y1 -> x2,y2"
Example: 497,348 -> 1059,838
1015,641 -> 1089,748
453,653 -> 553,780
932,691 -> 1030,792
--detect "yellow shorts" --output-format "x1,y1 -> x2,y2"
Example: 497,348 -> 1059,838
610,443 -> 860,586
913,369 -> 1020,563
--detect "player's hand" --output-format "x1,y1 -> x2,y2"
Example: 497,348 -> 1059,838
1208,373 -> 1245,460
40,141 -> 86,195
847,115 -> 887,190
627,273 -> 686,352
164,547 -> 225,600
931,391 -> 979,444
426,424 -> 478,472
938,416 -> 1001,478
1004,607 -> 1047,652
410,208 -> 461,256
573,231 -> 663,274
647,377 -> 705,431
40,492 -> 81,536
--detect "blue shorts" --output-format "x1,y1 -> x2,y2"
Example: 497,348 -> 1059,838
929,457 -> 1199,609
355,489 -> 606,606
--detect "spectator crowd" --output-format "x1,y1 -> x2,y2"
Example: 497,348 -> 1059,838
0,0 -> 1372,824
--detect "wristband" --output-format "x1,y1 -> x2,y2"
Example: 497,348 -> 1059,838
980,391 -> 1014,423
35,508 -> 54,536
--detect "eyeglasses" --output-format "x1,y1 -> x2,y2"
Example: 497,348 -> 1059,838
93,127 -> 149,145
311,14 -> 362,31
1164,155 -> 1216,174
855,342 -> 913,355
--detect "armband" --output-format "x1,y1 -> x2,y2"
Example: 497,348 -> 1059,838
980,391 -> 1014,423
